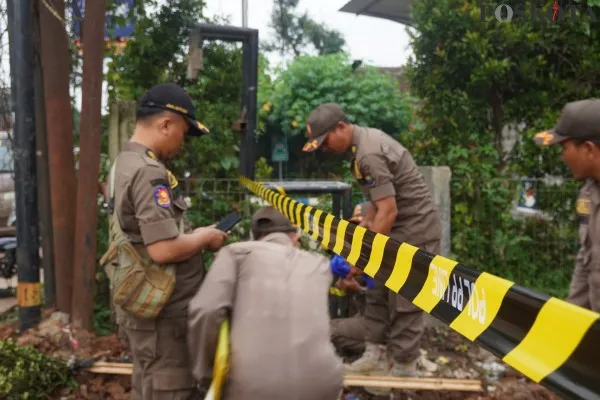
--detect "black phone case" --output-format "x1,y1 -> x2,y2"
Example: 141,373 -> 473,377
216,213 -> 242,232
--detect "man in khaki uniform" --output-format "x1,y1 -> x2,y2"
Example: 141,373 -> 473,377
533,99 -> 600,312
111,83 -> 228,399
303,103 -> 441,382
330,202 -> 370,356
187,207 -> 344,400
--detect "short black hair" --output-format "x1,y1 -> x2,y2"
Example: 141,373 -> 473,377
136,105 -> 168,122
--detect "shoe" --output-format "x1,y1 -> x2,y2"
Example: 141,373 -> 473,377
343,342 -> 388,375
390,358 -> 418,378
344,343 -> 390,396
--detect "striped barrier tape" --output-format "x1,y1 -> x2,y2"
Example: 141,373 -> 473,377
239,176 -> 600,400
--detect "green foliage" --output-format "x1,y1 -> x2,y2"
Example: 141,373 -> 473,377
406,0 -> 600,295
264,0 -> 346,57
262,53 -> 412,178
106,0 -> 205,101
0,340 -> 74,399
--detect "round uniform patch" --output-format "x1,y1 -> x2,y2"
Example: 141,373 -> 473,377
154,185 -> 171,208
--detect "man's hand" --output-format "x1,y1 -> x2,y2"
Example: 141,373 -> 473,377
359,202 -> 375,230
193,226 -> 229,252
336,277 -> 362,293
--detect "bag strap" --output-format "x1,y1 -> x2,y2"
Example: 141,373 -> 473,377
109,158 -> 118,203
107,158 -> 128,243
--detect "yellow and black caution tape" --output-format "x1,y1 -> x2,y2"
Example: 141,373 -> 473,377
205,320 -> 230,400
240,176 -> 600,400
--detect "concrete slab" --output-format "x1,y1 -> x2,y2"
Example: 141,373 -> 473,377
0,296 -> 16,314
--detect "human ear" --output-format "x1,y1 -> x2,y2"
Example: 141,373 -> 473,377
584,141 -> 598,159
156,117 -> 169,135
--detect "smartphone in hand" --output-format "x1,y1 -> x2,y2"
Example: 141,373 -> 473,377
215,213 -> 242,232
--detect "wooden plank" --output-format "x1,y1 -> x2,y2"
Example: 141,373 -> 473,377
345,376 -> 482,392
345,374 -> 481,386
86,362 -> 482,392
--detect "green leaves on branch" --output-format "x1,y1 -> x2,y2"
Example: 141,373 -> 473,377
407,0 -> 600,295
264,0 -> 346,57
0,340 -> 73,399
266,53 -> 411,139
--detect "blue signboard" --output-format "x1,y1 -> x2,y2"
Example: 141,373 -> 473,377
71,0 -> 135,40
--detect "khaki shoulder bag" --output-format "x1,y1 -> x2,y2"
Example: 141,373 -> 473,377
99,159 -> 177,319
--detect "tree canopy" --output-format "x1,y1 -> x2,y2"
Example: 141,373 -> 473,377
264,0 -> 346,56
259,53 -> 412,178
406,0 -> 600,294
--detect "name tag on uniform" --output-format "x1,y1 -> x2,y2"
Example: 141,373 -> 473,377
577,198 -> 591,224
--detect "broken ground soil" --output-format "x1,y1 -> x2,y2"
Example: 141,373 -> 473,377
0,310 -> 560,400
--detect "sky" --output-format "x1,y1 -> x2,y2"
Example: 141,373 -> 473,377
0,0 -> 414,114
204,0 -> 414,68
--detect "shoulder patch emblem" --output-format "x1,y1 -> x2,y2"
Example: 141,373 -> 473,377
364,175 -> 375,186
154,185 -> 171,208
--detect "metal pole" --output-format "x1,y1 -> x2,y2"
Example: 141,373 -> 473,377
278,161 -> 282,181
8,0 -> 42,332
39,0 -> 77,315
71,0 -> 107,329
32,0 -> 56,308
242,0 -> 248,27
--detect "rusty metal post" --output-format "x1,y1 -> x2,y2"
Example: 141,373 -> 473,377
39,0 -> 76,314
71,0 -> 107,329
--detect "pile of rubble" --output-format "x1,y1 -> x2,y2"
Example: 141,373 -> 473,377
0,310 -> 561,400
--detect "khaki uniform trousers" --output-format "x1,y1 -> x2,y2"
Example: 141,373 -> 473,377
364,239 -> 440,363
331,315 -> 366,355
124,317 -> 200,400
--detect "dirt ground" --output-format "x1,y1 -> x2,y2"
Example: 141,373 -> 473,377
0,309 -> 561,400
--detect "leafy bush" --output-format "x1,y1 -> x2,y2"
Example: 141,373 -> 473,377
406,0 -> 600,296
260,53 -> 412,179
0,339 -> 73,399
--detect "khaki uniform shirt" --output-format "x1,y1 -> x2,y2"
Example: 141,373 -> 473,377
568,179 -> 600,312
350,126 -> 441,246
113,142 -> 205,325
187,233 -> 343,400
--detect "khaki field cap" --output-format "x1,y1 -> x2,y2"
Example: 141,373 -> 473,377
302,103 -> 346,152
252,206 -> 297,238
534,99 -> 600,146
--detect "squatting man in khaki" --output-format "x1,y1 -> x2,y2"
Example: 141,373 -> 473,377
303,103 -> 442,390
330,202 -> 370,355
187,206 -> 344,400
105,83 -> 228,399
533,98 -> 600,312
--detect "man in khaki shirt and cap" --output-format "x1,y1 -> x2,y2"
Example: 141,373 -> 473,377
533,98 -> 600,312
187,206 -> 344,400
110,83 -> 228,399
303,103 -> 441,384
